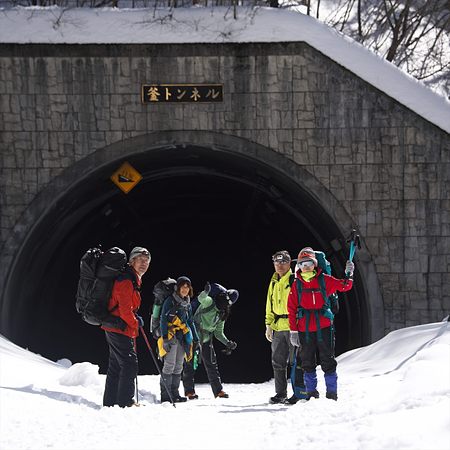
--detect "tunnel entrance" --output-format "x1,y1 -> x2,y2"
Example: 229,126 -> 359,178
2,139 -> 370,383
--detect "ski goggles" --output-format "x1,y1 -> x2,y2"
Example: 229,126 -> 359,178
298,259 -> 315,269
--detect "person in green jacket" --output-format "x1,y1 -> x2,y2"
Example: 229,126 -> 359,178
182,282 -> 238,399
265,250 -> 297,404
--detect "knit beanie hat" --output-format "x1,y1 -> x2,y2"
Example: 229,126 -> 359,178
176,276 -> 192,288
297,247 -> 318,266
129,247 -> 151,262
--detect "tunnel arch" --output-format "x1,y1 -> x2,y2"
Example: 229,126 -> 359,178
1,131 -> 383,382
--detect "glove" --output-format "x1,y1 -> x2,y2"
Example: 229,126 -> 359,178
135,315 -> 144,328
204,281 -> 211,295
345,260 -> 355,277
162,338 -> 171,353
290,331 -> 300,347
265,325 -> 273,342
222,340 -> 237,356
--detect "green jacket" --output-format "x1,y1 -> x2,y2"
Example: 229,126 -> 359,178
194,291 -> 230,345
265,270 -> 293,332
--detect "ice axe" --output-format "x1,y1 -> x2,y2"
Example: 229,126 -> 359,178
346,229 -> 361,277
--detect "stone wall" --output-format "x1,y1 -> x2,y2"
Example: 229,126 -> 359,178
0,42 -> 449,334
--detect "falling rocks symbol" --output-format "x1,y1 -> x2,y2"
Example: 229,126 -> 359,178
118,174 -> 134,183
110,161 -> 143,194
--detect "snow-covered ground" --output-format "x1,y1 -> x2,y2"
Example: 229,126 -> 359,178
0,320 -> 449,450
0,6 -> 449,134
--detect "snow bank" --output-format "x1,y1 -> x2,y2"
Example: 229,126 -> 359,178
59,362 -> 102,387
0,321 -> 449,450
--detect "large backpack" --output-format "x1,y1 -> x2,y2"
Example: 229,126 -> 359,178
149,277 -> 177,338
75,247 -> 128,330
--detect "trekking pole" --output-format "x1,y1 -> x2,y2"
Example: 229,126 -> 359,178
139,326 -> 176,408
134,338 -> 139,405
346,229 -> 361,277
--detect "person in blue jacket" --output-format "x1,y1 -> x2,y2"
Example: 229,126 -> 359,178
158,276 -> 198,403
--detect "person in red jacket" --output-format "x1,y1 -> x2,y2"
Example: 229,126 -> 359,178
287,247 -> 354,401
102,246 -> 150,407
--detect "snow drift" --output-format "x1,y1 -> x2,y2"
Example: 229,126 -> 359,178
0,320 -> 449,450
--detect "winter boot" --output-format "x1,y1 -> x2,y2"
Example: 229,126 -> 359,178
269,393 -> 287,404
324,371 -> 338,401
126,400 -> 141,407
171,373 -> 187,403
160,372 -> 173,403
326,392 -> 338,401
185,391 -> 199,400
215,390 -> 229,398
305,389 -> 320,400
284,395 -> 298,405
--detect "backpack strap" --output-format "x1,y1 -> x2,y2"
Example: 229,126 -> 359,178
295,278 -> 303,318
294,278 -> 310,342
296,274 -> 334,343
108,268 -> 140,314
289,273 -> 295,286
269,273 -> 294,323
195,302 -> 216,320
194,302 -> 219,340
273,314 -> 289,322
117,268 -> 141,291
318,273 -> 334,322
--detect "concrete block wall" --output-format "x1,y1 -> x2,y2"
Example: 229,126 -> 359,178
0,42 -> 449,334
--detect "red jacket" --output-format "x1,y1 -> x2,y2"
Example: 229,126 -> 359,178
102,268 -> 142,338
288,269 -> 353,332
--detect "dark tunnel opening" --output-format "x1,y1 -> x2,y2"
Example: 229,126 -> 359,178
3,144 -> 369,383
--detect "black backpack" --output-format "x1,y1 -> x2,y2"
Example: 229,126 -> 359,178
149,277 -> 177,338
75,247 -> 128,330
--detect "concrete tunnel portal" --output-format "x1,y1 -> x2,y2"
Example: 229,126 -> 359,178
2,139 -> 370,383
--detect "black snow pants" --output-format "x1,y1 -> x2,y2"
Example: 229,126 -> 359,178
299,326 -> 336,374
103,331 -> 138,407
183,340 -> 223,397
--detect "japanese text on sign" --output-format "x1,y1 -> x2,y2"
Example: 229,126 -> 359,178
142,84 -> 223,103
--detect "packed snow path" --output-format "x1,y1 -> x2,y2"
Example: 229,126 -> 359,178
0,321 -> 449,450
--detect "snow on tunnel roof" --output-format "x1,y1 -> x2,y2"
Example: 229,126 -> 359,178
0,6 -> 449,134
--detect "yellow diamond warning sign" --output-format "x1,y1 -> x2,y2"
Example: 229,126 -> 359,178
110,162 -> 142,194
